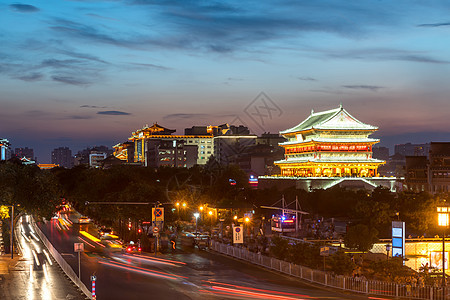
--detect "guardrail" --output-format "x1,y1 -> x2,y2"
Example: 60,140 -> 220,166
211,241 -> 445,300
32,218 -> 92,299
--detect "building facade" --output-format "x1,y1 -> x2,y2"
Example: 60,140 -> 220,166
275,105 -> 384,177
51,147 -> 73,169
14,147 -> 34,161
428,142 -> 450,194
259,105 -> 397,191
0,139 -> 11,161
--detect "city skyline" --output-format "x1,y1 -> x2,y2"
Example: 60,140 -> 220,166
1,1 -> 450,162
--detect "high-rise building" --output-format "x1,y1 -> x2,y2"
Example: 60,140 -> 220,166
14,147 -> 34,161
395,143 -> 430,157
0,139 -> 11,161
428,142 -> 450,194
51,147 -> 73,168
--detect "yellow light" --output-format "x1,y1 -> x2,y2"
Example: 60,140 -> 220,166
182,203 -> 186,208
244,217 -> 250,223
208,211 -> 213,216
233,215 -> 238,220
199,206 -> 204,211
438,213 -> 449,227
437,206 -> 450,227
176,202 -> 180,207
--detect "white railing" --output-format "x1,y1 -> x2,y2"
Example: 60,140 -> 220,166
211,241 -> 444,300
32,218 -> 92,299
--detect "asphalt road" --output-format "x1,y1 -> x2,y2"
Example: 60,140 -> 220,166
37,213 -> 373,300
0,215 -> 86,300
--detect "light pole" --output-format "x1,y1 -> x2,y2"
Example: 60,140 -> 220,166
244,217 -> 250,245
194,213 -> 200,233
437,204 -> 449,299
208,210 -> 213,234
385,244 -> 391,261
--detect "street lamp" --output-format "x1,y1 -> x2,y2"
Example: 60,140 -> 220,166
385,244 -> 391,261
194,213 -> 200,234
437,204 -> 449,298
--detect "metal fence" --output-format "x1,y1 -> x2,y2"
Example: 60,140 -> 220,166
32,218 -> 92,300
211,241 -> 445,300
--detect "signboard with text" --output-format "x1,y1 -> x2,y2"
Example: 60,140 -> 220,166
74,243 -> 84,252
233,225 -> 243,244
391,221 -> 405,262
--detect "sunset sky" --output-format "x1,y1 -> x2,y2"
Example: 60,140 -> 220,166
1,1 -> 450,162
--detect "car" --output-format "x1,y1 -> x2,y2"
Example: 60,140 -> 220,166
124,242 -> 142,253
99,228 -> 114,238
78,216 -> 90,224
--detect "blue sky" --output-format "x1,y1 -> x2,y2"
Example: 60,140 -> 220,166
1,0 -> 450,162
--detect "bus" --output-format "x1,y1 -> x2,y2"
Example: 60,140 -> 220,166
271,215 -> 296,233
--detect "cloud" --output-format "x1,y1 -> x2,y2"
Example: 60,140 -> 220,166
342,85 -> 384,91
294,76 -> 317,81
9,4 -> 40,13
16,73 -> 44,82
127,62 -> 170,70
80,105 -> 107,108
52,75 -> 92,86
97,111 -> 131,116
321,48 -> 449,64
163,113 -> 210,120
418,22 -> 450,27
66,115 -> 93,120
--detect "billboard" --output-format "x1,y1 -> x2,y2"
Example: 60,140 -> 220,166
430,251 -> 449,270
391,221 -> 405,261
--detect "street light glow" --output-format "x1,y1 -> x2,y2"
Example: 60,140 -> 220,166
208,211 -> 213,216
199,206 -> 204,211
437,206 -> 449,227
194,213 -> 200,219
244,217 -> 250,223
182,203 -> 186,208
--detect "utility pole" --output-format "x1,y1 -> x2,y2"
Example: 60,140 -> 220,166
10,205 -> 14,259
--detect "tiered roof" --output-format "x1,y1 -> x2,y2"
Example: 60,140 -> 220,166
281,105 -> 377,135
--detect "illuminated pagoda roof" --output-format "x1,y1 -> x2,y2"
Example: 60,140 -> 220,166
280,104 -> 377,135
130,123 -> 176,140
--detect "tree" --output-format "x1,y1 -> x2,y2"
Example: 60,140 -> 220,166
328,250 -> 355,275
269,235 -> 290,260
345,224 -> 379,252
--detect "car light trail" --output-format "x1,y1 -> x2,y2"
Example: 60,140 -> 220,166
21,231 -> 31,242
204,281 -> 315,299
43,249 -> 53,265
122,253 -> 181,266
30,231 -> 40,242
210,286 -> 309,300
78,236 -> 97,249
79,230 -> 101,242
124,253 -> 186,265
31,249 -> 40,267
107,259 -> 188,279
98,260 -> 180,280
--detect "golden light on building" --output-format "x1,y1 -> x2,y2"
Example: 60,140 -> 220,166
437,206 -> 450,227
275,105 -> 385,178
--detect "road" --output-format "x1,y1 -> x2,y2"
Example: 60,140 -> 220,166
0,215 -> 86,300
37,212 -> 373,300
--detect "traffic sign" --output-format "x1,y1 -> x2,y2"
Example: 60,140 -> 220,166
74,243 -> 84,252
232,225 -> 243,244
153,226 -> 159,234
152,207 -> 164,222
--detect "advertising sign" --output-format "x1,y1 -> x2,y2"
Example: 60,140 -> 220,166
431,251 -> 449,270
233,225 -> 243,244
391,221 -> 405,262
